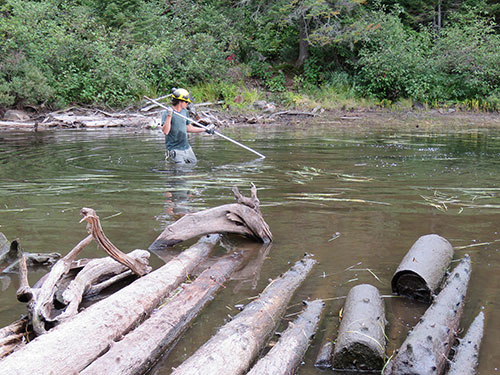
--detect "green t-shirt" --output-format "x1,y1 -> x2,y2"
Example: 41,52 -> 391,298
164,109 -> 191,151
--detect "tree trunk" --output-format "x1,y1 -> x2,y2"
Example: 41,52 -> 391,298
81,251 -> 246,375
149,184 -> 272,250
332,284 -> 386,371
296,16 -> 310,68
0,235 -> 220,375
246,299 -> 324,375
448,311 -> 484,375
385,255 -> 472,375
171,256 -> 316,375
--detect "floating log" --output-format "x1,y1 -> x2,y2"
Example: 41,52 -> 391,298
314,341 -> 333,369
81,251 -> 246,375
448,311 -> 484,375
149,184 -> 272,250
385,255 -> 472,375
0,235 -> 220,375
246,299 -> 324,375
171,256 -> 316,375
392,234 -> 454,302
332,284 -> 386,371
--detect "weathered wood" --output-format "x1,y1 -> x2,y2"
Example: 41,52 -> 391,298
448,311 -> 484,375
80,208 -> 150,276
81,251 -> 245,375
171,256 -> 316,375
56,249 -> 151,322
385,255 -> 472,375
332,284 -> 386,371
0,318 -> 30,360
246,299 -> 324,375
0,235 -> 220,375
314,341 -> 333,369
149,185 -> 272,250
392,234 -> 454,302
15,254 -> 32,303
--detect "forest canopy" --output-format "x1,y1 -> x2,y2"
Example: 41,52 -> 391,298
0,0 -> 499,109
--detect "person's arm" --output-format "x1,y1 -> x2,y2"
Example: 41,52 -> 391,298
161,107 -> 173,135
186,123 -> 206,133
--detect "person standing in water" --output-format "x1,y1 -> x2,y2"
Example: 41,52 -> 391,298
162,88 -> 214,164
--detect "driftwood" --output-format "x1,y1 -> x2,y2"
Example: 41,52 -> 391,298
315,341 -> 333,369
0,318 -> 30,360
246,299 -> 324,375
385,255 -> 472,375
171,256 -> 316,375
81,251 -> 246,375
149,184 -> 272,250
448,311 -> 484,375
0,235 -> 220,375
392,234 -> 454,302
332,284 -> 386,371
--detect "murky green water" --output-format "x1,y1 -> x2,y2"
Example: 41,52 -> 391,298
1,119 -> 499,374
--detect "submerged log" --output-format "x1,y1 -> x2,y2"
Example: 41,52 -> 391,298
392,234 -> 453,302
171,256 -> 316,375
81,251 -> 246,375
246,299 -> 324,375
149,184 -> 272,250
332,284 -> 386,371
0,235 -> 220,375
385,255 -> 472,375
448,311 -> 484,375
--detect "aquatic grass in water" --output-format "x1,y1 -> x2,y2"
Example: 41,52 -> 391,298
418,187 -> 500,212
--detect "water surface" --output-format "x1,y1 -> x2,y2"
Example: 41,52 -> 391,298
0,118 -> 499,374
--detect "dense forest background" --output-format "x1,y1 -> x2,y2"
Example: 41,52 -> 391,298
0,0 -> 499,110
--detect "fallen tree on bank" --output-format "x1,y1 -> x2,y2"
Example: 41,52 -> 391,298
171,256 -> 316,375
0,234 -> 221,375
149,183 -> 272,250
385,255 -> 472,375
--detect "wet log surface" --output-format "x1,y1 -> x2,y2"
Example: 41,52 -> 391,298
81,251 -> 246,375
246,299 -> 324,375
448,311 -> 484,375
171,256 -> 316,375
314,341 -> 333,369
385,255 -> 472,375
149,184 -> 272,250
332,284 -> 386,371
392,234 -> 454,302
0,235 -> 220,375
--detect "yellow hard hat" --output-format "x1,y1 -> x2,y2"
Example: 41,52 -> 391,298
171,88 -> 192,103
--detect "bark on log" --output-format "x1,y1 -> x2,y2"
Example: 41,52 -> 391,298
448,311 -> 484,375
0,318 -> 30,360
392,234 -> 453,302
149,184 -> 272,250
171,256 -> 316,375
0,235 -> 220,375
332,284 -> 386,371
81,251 -> 246,375
385,255 -> 472,375
314,341 -> 333,369
246,299 -> 324,375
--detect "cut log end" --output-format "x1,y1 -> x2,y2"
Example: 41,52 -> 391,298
392,271 -> 431,302
332,342 -> 386,371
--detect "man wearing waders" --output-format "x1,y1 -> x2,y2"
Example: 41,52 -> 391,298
161,88 -> 214,164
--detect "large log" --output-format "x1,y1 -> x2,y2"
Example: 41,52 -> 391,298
149,184 -> 272,250
392,234 -> 453,302
332,284 -> 386,371
171,256 -> 316,375
81,251 -> 246,375
385,255 -> 471,375
246,299 -> 324,375
448,311 -> 484,375
0,235 -> 220,375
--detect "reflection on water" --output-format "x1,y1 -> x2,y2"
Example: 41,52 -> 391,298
0,122 -> 499,374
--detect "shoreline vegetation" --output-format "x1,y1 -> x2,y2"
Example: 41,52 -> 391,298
0,0 -> 499,117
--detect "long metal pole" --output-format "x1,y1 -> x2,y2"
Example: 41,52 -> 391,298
144,96 -> 266,159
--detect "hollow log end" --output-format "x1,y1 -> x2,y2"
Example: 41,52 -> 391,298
392,271 -> 431,302
332,342 -> 385,371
